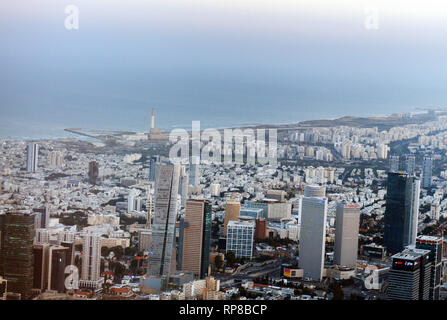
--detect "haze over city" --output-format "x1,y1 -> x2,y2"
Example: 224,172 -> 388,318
1,0 -> 447,137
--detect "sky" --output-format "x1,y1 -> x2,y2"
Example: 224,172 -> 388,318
1,0 -> 447,138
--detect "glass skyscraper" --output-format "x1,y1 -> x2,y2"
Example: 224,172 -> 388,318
383,172 -> 420,254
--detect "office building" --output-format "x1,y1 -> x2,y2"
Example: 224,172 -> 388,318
416,235 -> 443,300
255,218 -> 267,240
26,143 -> 39,172
148,164 -> 180,277
81,233 -> 101,285
299,185 -> 327,281
88,161 -> 99,185
384,172 -> 420,254
180,200 -> 212,279
49,151 -> 63,168
226,220 -> 255,259
33,244 -> 49,291
0,212 -> 35,299
240,207 -> 263,220
387,248 -> 431,300
189,156 -> 200,187
334,203 -> 360,268
48,246 -> 70,292
33,206 -> 50,229
223,201 -> 241,236
405,155 -> 416,175
389,155 -> 399,172
422,156 -> 433,189
148,155 -> 160,182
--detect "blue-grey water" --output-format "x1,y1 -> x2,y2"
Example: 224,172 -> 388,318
1,1 -> 447,139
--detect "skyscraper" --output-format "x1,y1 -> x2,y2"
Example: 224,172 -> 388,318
48,246 -> 70,292
387,248 -> 431,300
88,161 -> 99,185
405,155 -> 416,175
189,156 -> 200,187
0,212 -> 35,299
422,155 -> 433,189
334,203 -> 360,268
148,155 -> 160,182
180,199 -> 212,279
33,244 -> 49,292
81,233 -> 101,284
384,172 -> 420,254
389,155 -> 399,172
26,143 -> 39,172
223,201 -> 241,236
416,235 -> 443,300
299,185 -> 327,281
147,164 -> 180,277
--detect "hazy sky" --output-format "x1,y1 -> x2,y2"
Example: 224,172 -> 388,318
1,0 -> 447,137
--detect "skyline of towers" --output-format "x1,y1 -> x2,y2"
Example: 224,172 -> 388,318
147,164 -> 180,277
180,199 -> 212,279
299,185 -> 327,281
384,172 -> 421,254
26,143 -> 39,172
334,203 -> 360,268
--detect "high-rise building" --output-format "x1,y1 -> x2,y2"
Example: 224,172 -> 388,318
88,161 -> 99,185
416,235 -> 443,300
26,143 -> 39,172
405,155 -> 416,175
389,155 -> 400,172
139,230 -> 152,253
255,218 -> 267,240
384,172 -> 420,254
128,191 -> 142,212
387,248 -> 431,300
49,151 -> 63,168
33,244 -> 49,292
223,201 -> 241,236
180,200 -> 212,279
48,246 -> 70,292
81,233 -> 101,282
334,203 -> 360,268
299,185 -> 327,281
33,206 -> 50,229
179,166 -> 189,207
148,155 -> 160,182
0,212 -> 35,299
147,164 -> 180,277
226,220 -> 255,259
422,156 -> 433,189
189,156 -> 200,187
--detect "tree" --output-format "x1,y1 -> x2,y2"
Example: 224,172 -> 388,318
214,255 -> 224,271
331,282 -> 344,300
226,251 -> 237,267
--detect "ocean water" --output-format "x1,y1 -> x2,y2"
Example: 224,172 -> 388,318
1,1 -> 447,139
